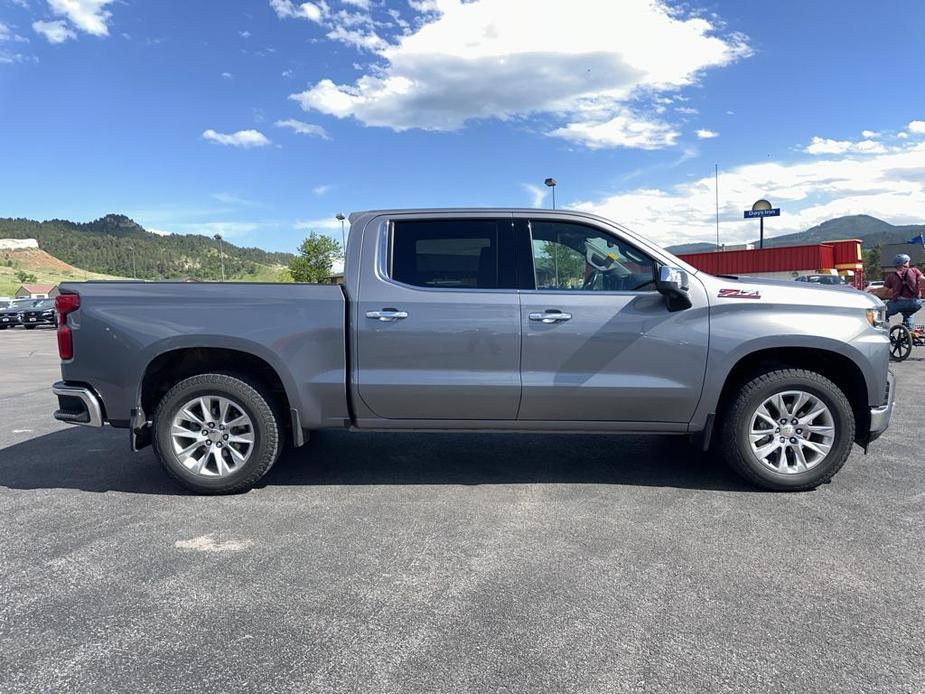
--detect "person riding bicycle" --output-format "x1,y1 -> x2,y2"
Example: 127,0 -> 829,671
884,253 -> 924,329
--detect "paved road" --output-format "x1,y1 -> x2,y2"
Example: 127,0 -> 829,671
0,329 -> 922,693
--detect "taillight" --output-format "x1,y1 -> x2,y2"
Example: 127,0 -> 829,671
55,293 -> 80,360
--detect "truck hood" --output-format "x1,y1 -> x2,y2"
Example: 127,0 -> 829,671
701,274 -> 883,310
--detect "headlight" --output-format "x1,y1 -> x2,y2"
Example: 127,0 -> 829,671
866,308 -> 887,329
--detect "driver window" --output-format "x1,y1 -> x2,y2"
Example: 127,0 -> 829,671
529,221 -> 657,291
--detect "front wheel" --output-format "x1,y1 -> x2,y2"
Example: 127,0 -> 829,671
720,369 -> 855,491
890,325 -> 912,361
152,373 -> 282,494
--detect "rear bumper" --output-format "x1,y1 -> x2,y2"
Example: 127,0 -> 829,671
52,381 -> 104,427
868,369 -> 895,442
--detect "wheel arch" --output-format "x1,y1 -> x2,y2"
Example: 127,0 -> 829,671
712,347 -> 869,448
139,346 -> 297,445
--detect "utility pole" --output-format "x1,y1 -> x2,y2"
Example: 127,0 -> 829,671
714,164 -> 720,251
129,245 -> 136,279
213,233 -> 225,281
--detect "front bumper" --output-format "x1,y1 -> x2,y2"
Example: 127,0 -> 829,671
868,369 -> 895,442
0,315 -> 20,326
52,382 -> 104,427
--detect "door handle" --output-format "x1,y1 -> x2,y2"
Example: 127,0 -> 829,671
529,311 -> 572,323
366,309 -> 408,322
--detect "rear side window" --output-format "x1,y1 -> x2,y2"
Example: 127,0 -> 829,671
390,219 -> 514,289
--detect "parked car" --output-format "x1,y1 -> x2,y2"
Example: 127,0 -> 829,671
20,299 -> 57,329
0,298 -> 38,329
795,274 -> 846,285
52,209 -> 894,494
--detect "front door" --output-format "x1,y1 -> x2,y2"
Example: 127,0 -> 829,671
355,216 -> 522,420
517,219 -> 709,423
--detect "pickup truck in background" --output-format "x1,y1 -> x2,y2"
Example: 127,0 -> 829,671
52,209 -> 895,494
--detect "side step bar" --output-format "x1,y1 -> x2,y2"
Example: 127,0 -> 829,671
52,382 -> 104,428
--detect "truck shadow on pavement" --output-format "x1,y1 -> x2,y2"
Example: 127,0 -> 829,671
0,427 -> 759,495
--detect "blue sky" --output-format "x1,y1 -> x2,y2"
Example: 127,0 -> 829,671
2,0 -> 924,252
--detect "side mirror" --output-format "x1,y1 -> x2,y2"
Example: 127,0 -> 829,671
656,265 -> 692,312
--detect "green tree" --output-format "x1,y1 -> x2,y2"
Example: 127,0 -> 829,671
15,270 -> 37,284
863,245 -> 881,282
289,233 -> 341,283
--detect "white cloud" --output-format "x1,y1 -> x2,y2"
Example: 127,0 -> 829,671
190,222 -> 262,238
550,110 -> 679,150
675,106 -> 698,115
325,24 -> 387,51
47,0 -> 115,37
573,134 -> 925,248
908,120 -> 925,135
861,129 -> 880,139
32,19 -> 75,43
221,71 -> 233,80
274,118 -> 330,139
239,30 -> 251,38
804,136 -> 886,155
0,22 -> 29,43
312,184 -> 333,196
202,129 -> 272,148
295,216 -> 342,231
148,228 -> 174,236
288,0 -> 750,149
695,128 -> 719,139
269,0 -> 325,23
211,192 -> 257,206
522,183 -> 548,208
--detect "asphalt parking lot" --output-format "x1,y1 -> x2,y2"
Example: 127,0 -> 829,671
0,328 -> 922,693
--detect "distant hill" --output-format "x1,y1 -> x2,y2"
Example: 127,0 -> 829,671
0,246 -> 124,296
760,215 -> 925,249
667,214 -> 925,254
0,214 -> 294,282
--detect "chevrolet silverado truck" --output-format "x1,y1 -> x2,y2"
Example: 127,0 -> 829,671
51,209 -> 895,494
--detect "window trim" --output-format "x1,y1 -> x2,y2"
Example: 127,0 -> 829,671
522,219 -> 660,295
378,217 -> 519,293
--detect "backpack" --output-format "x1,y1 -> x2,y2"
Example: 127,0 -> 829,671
898,268 -> 921,298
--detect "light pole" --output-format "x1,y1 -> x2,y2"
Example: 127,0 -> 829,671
544,178 -> 557,210
213,233 -> 225,281
129,245 -> 136,279
336,213 -> 346,251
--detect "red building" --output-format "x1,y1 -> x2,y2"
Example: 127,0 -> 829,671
679,239 -> 865,288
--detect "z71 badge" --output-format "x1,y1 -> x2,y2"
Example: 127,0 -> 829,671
718,288 -> 761,299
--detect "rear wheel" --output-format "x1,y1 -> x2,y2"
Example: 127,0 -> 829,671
720,369 -> 855,491
889,325 -> 912,361
152,373 -> 281,494
24,325 -> 36,330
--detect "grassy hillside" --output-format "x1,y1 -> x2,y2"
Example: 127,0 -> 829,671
0,214 -> 293,282
0,247 -> 125,296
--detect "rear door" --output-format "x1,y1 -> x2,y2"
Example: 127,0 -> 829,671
355,215 -> 522,420
517,217 -> 709,423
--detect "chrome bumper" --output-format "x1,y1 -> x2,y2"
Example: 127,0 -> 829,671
869,370 -> 895,436
53,382 -> 104,428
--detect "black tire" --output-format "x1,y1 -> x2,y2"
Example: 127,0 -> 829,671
720,369 -> 855,491
24,325 -> 36,330
0,326 -> 7,330
889,325 -> 912,361
152,373 -> 281,494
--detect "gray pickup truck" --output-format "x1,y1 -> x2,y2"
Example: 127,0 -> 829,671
52,209 -> 894,493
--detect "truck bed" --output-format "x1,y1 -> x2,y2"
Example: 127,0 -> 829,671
59,281 -> 349,430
